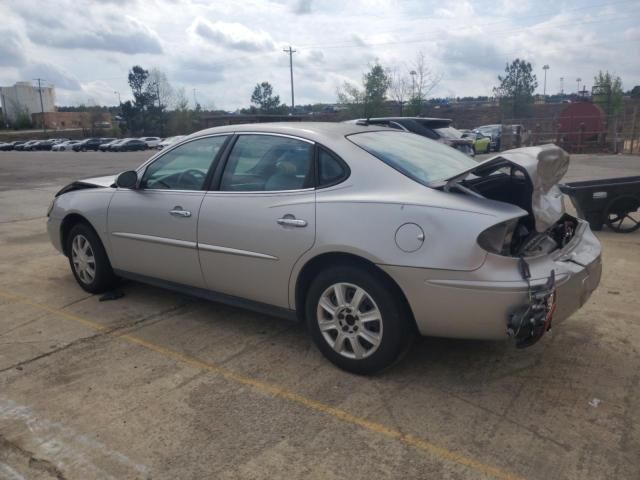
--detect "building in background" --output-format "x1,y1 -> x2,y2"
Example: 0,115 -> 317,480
0,81 -> 55,126
32,111 -> 112,131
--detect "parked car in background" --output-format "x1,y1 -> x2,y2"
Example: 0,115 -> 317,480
110,138 -> 147,152
0,141 -> 26,151
158,135 -> 185,149
99,139 -> 121,152
73,138 -> 105,152
139,137 -> 162,148
21,140 -> 44,151
52,140 -> 81,151
474,124 -> 502,151
34,138 -> 69,151
461,130 -> 491,154
347,117 -> 475,156
47,123 -> 601,374
15,141 -> 36,151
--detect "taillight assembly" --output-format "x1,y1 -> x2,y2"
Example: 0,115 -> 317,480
477,220 -> 518,255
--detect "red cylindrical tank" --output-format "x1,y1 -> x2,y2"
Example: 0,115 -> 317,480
558,102 -> 605,146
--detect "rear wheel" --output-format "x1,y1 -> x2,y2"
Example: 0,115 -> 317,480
305,266 -> 412,374
67,223 -> 118,293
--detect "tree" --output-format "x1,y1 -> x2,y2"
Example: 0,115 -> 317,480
493,58 -> 538,118
593,71 -> 623,115
128,66 -> 154,108
363,61 -> 391,117
407,51 -> 441,115
336,61 -> 391,118
251,82 -> 281,113
147,68 -> 175,109
389,68 -> 410,115
336,81 -> 365,117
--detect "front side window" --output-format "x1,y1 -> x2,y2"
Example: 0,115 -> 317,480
221,135 -> 313,191
141,136 -> 228,190
348,131 -> 477,185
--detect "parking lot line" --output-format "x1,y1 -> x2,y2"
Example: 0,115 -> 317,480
0,289 -> 523,480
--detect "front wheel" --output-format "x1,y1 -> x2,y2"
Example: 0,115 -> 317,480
305,266 -> 412,374
67,223 -> 118,293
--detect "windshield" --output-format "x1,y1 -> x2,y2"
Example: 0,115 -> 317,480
348,131 -> 477,185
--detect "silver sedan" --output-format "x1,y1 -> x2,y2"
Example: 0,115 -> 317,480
47,122 -> 601,374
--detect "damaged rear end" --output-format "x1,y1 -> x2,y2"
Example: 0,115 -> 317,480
440,144 -> 602,347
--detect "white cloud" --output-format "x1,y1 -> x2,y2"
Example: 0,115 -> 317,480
0,0 -> 636,108
20,63 -> 82,91
191,18 -> 275,52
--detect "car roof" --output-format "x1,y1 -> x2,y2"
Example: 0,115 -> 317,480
193,121 -> 389,143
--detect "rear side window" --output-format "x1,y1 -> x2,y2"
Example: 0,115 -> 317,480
318,148 -> 347,187
348,131 -> 476,185
221,135 -> 314,191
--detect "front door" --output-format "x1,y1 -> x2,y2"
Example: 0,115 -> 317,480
198,134 -> 316,308
107,135 -> 229,288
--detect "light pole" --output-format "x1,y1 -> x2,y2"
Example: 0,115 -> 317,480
410,70 -> 417,113
283,46 -> 296,115
542,65 -> 549,100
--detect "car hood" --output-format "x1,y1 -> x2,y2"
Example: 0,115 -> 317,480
444,144 -> 570,232
77,175 -> 117,187
55,175 -> 117,197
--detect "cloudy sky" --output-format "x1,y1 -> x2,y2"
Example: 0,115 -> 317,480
0,0 -> 638,110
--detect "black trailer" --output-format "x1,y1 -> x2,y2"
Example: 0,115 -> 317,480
560,176 -> 640,233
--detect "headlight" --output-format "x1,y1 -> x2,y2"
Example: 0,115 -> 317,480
477,220 -> 518,255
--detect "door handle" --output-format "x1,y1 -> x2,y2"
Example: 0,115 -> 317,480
277,216 -> 307,227
169,207 -> 191,218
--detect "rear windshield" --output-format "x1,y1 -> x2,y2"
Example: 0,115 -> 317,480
347,131 -> 477,185
435,127 -> 462,140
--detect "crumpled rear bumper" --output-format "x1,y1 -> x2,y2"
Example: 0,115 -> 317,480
380,219 -> 602,340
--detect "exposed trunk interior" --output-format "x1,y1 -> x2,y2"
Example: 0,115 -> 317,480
446,164 -> 578,257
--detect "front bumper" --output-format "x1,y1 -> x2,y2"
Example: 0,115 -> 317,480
47,216 -> 64,254
380,220 -> 602,340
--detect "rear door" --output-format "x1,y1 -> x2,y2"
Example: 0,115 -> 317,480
197,133 -> 316,308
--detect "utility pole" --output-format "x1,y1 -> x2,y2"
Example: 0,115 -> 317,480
542,65 -> 549,100
560,77 -> 564,96
152,82 -> 163,137
283,46 -> 296,115
576,77 -> 581,95
193,88 -> 198,108
34,78 -> 46,134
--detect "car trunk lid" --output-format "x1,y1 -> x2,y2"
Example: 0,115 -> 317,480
442,144 -> 570,232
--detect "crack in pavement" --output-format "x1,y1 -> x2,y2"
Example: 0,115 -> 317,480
0,434 -> 66,480
0,302 -> 191,376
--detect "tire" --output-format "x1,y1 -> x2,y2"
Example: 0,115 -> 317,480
66,223 -> 118,293
305,265 -> 412,375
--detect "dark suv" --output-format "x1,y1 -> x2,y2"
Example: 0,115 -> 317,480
349,117 -> 475,156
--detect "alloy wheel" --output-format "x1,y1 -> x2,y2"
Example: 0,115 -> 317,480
316,282 -> 383,360
71,234 -> 96,284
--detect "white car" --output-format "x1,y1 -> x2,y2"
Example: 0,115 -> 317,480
139,137 -> 162,148
157,135 -> 185,149
52,140 -> 81,151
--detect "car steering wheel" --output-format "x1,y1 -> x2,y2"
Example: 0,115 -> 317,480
177,169 -> 206,189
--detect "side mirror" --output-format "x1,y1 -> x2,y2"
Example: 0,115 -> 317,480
116,170 -> 139,189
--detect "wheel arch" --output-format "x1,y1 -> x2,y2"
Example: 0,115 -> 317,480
60,213 -> 100,257
293,251 -> 418,333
